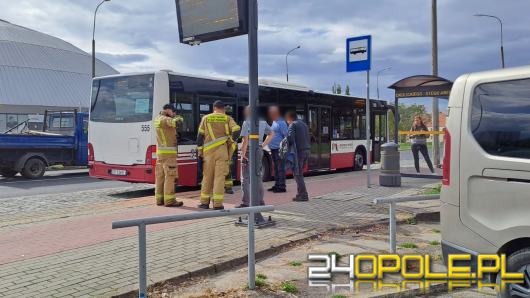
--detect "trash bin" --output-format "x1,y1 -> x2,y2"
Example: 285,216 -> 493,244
379,142 -> 401,187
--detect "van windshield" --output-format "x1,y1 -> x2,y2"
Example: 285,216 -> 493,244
90,75 -> 154,123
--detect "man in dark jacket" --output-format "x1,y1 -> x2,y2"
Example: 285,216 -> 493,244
285,110 -> 310,201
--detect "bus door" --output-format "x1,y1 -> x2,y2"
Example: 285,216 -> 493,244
371,105 -> 388,163
308,106 -> 331,170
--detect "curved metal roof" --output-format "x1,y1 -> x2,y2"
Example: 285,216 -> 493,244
389,75 -> 452,89
0,19 -> 118,108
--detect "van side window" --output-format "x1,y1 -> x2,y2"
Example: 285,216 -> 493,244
471,78 -> 530,159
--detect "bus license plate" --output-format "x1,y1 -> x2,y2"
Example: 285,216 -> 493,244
111,169 -> 127,176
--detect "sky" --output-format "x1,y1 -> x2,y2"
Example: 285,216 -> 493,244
1,0 -> 530,112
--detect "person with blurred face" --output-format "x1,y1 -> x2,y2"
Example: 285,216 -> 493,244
285,110 -> 310,201
267,106 -> 288,193
238,106 -> 274,207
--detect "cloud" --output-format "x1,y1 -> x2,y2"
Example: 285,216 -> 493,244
0,0 -> 529,110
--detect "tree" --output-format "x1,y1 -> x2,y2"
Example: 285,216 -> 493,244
345,85 -> 350,95
332,83 -> 337,94
336,84 -> 342,94
387,104 -> 428,142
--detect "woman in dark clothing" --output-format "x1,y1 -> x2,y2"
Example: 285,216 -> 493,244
410,116 -> 435,173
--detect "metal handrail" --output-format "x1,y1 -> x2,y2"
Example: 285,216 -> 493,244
112,205 -> 274,298
373,194 -> 440,253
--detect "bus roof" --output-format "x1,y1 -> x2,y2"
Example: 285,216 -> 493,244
94,70 -> 389,103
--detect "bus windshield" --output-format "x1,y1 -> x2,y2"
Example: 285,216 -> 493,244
90,74 -> 154,123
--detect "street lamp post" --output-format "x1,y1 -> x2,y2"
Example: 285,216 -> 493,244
92,0 -> 111,78
376,67 -> 392,100
285,45 -> 300,82
474,14 -> 505,68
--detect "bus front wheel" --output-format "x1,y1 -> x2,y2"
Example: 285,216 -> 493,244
353,149 -> 365,171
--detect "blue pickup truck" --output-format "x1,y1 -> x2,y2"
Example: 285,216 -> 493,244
0,110 -> 88,179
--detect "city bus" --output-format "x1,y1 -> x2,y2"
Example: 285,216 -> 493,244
88,70 -> 390,186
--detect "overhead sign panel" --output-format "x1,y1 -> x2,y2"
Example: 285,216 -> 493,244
346,35 -> 371,72
175,0 -> 248,45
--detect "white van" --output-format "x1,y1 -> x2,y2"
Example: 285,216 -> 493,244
441,66 -> 530,297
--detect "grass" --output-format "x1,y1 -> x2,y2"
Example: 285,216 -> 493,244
399,142 -> 434,151
280,281 -> 298,294
289,260 -> 302,267
328,252 -> 342,262
246,276 -> 268,289
331,295 -> 348,298
424,184 -> 442,195
399,242 -> 418,249
431,228 -> 441,233
406,217 -> 417,225
429,240 -> 441,246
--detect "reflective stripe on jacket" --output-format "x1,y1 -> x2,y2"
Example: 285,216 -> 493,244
197,112 -> 240,154
154,112 -> 183,155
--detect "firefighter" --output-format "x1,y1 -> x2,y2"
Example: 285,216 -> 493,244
197,100 -> 240,210
154,104 -> 184,207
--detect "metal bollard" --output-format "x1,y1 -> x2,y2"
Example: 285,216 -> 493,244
379,142 -> 401,187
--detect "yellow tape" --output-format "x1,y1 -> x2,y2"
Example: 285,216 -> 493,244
248,134 -> 260,139
399,131 -> 445,135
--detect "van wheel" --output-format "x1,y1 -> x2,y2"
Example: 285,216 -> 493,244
21,158 -> 46,179
262,154 -> 272,182
353,150 -> 365,171
0,169 -> 18,177
497,248 -> 530,298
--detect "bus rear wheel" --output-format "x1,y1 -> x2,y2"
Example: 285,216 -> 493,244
353,150 -> 365,171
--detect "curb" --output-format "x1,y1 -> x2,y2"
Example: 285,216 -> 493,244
111,219 -> 391,298
372,283 -> 448,298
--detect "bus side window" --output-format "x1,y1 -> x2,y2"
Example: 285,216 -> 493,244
171,93 -> 195,145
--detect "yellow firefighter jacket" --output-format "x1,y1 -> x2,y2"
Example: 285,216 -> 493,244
197,112 -> 240,156
154,112 -> 183,155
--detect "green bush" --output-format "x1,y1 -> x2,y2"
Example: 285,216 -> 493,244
289,260 -> 302,267
399,242 -> 418,249
281,281 -> 298,294
406,217 -> 417,225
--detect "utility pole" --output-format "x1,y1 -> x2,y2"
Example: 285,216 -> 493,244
92,0 -> 110,78
285,45 -> 301,82
431,0 -> 440,167
474,14 -> 505,68
247,0 -> 259,290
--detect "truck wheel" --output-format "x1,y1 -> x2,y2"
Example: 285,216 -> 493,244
0,169 -> 18,177
21,158 -> 46,179
497,248 -> 530,298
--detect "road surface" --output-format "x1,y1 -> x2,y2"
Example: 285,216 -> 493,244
0,170 -> 139,199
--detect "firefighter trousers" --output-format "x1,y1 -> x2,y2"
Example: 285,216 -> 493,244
155,154 -> 178,206
200,145 -> 229,208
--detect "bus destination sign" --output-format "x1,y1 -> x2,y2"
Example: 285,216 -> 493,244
175,0 -> 248,45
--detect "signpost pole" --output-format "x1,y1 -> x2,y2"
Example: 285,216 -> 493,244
366,70 -> 371,188
247,0 -> 258,290
431,0 -> 440,167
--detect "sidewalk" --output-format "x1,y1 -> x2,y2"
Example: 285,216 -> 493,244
0,169 -> 438,297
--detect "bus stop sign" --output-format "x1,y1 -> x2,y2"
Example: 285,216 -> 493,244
346,35 -> 371,72
175,0 -> 248,45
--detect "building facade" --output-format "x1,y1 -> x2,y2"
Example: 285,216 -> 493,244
0,19 -> 118,132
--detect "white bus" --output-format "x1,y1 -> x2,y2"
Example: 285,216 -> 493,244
88,70 -> 390,186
